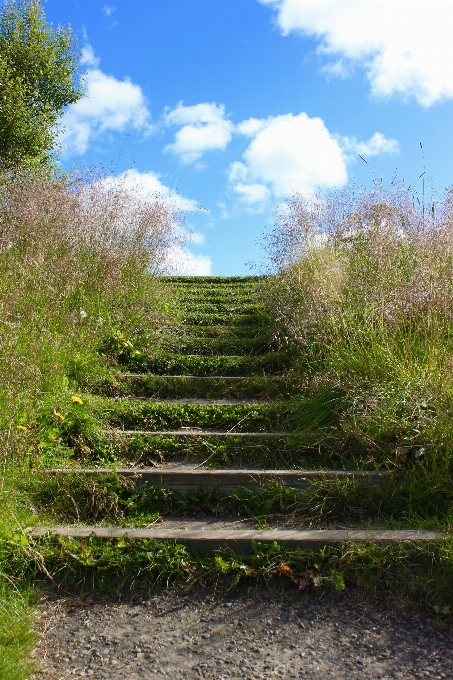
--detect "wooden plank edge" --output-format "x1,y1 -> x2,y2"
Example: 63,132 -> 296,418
44,468 -> 401,492
103,430 -> 293,437
29,527 -> 443,554
119,374 -> 276,380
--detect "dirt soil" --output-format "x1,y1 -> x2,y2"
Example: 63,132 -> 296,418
32,588 -> 453,679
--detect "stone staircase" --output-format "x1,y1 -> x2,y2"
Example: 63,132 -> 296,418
34,276 -> 439,553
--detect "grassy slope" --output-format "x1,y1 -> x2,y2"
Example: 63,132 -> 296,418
0,171 -> 182,678
3,276 -> 452,613
4,182 -> 453,677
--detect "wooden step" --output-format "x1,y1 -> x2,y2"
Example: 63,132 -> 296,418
120,374 -> 275,380
30,526 -> 441,554
106,429 -> 292,438
47,468 -> 398,493
115,398 -> 269,405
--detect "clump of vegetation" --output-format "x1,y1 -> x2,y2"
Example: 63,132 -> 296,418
0,166 -> 185,677
3,532 -> 453,611
0,169 -> 182,466
263,179 -> 453,474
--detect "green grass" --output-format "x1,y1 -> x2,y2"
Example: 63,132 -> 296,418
125,351 -> 287,376
180,312 -> 269,326
161,336 -> 273,356
177,302 -> 263,314
102,374 -> 291,399
2,533 -> 453,611
21,470 -> 453,531
178,293 -> 259,303
4,175 -> 453,678
0,587 -> 38,680
178,324 -> 271,338
0,170 -> 183,677
96,397 -> 294,431
162,276 -> 261,283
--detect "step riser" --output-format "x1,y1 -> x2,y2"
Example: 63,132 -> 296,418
162,276 -> 261,283
103,401 -> 291,432
30,527 -> 440,555
179,295 -> 259,303
181,325 -> 271,339
77,434 -> 324,469
48,469 -> 399,494
162,340 -> 272,356
110,375 -> 286,399
180,304 -> 263,314
126,354 -> 285,377
181,314 -> 268,326
107,430 -> 292,438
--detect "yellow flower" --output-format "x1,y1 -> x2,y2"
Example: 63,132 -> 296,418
17,425 -> 27,431
71,396 -> 83,405
54,412 -> 65,420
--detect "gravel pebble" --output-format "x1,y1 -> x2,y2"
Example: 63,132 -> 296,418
31,589 -> 452,679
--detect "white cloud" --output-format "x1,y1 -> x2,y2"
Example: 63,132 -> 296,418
260,0 -> 453,106
164,246 -> 212,275
61,47 -> 152,155
187,231 -> 205,245
230,112 -> 347,206
233,182 -> 271,210
103,5 -> 116,16
81,45 -> 100,68
228,112 -> 397,208
236,117 -> 267,137
100,169 -> 200,212
340,131 -> 399,159
227,161 -> 270,211
227,161 -> 249,184
164,102 -> 234,165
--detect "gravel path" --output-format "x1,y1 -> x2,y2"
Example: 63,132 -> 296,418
33,589 -> 452,679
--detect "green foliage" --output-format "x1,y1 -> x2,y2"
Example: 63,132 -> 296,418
0,169 -> 182,672
0,586 -> 38,680
263,182 -> 453,471
0,0 -> 83,168
0,170 -> 179,466
109,374 -> 288,400
2,531 -> 453,609
127,351 -> 286,376
100,397 -> 293,431
163,336 -> 272,356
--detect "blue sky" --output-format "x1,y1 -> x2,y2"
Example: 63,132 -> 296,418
43,0 -> 453,275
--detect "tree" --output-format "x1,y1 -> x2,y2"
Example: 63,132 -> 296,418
0,0 -> 83,169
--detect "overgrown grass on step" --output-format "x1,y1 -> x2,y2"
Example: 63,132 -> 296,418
22,471 -> 453,531
2,532 -> 453,612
